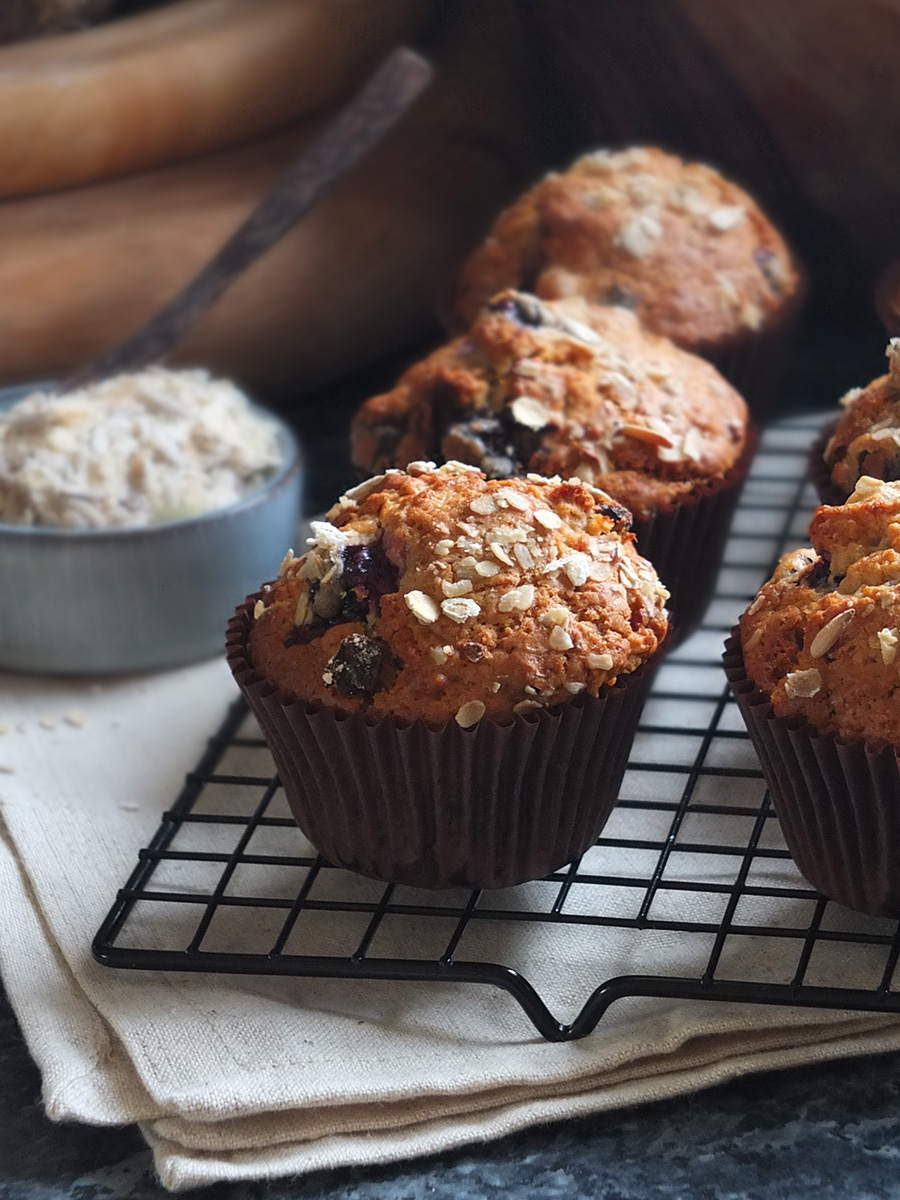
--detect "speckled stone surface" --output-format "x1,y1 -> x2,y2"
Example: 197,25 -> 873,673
3,977 -> 900,1200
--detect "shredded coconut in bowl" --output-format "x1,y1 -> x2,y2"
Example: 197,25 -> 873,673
0,368 -> 284,528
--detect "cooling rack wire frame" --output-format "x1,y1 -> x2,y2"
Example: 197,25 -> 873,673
93,414 -> 900,1042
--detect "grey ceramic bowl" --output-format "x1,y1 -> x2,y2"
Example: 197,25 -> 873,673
0,383 -> 303,675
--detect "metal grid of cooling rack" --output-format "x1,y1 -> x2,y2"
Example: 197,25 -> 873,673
93,414 -> 900,1042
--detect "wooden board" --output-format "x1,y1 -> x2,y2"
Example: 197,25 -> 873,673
0,2 -> 540,393
0,0 -> 436,198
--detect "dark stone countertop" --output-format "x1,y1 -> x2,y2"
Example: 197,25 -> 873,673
4,313 -> 899,1198
3,977 -> 900,1200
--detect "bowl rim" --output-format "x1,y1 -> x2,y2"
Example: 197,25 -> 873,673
0,379 -> 302,542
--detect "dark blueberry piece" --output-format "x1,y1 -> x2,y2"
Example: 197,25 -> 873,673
342,541 -> 399,617
328,634 -> 388,698
481,454 -> 517,479
486,293 -> 545,327
602,283 -> 641,310
628,601 -> 644,632
800,556 -> 832,590
441,420 -> 492,466
509,422 -> 545,470
753,247 -> 783,298
442,416 -> 522,479
284,621 -> 324,648
596,501 -> 633,530
335,590 -> 369,625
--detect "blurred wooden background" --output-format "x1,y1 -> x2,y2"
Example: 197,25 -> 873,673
0,0 -> 894,402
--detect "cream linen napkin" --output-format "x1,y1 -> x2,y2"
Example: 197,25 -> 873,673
2,422 -> 900,1190
3,660 -> 900,1191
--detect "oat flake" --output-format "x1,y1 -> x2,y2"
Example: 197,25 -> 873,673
455,700 -> 486,728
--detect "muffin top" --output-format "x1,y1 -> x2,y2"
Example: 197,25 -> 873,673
249,462 -> 669,726
740,477 -> 900,746
823,340 -> 900,497
452,146 -> 801,352
352,290 -> 748,520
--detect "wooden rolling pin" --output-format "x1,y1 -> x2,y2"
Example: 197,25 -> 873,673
0,2 -> 539,392
0,0 -> 436,198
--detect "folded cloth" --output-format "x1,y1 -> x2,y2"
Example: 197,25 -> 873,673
1,417 -> 900,1191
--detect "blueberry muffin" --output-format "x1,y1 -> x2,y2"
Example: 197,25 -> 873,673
353,290 -> 751,636
815,339 -> 900,503
725,477 -> 900,914
228,463 -> 669,889
452,147 -> 804,418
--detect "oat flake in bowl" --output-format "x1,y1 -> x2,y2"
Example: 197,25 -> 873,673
0,371 -> 301,675
0,367 -> 283,528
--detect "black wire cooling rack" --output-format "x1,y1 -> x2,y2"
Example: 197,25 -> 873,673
93,415 -> 900,1042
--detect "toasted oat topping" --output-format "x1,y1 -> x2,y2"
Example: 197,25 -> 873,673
784,668 -> 822,699
352,290 -> 747,522
824,342 -> 900,495
0,368 -> 282,528
809,609 -> 854,658
406,590 -> 440,624
455,700 -> 486,728
878,627 -> 898,664
251,465 -> 668,725
451,145 -> 800,348
740,478 -> 900,744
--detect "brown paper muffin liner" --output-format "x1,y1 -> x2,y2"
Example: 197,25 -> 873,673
724,632 -> 900,917
631,427 -> 757,645
226,597 -> 655,891
702,286 -> 806,427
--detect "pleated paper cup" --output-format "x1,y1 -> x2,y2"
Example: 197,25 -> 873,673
631,428 -> 757,645
227,597 -> 655,891
724,632 -> 900,917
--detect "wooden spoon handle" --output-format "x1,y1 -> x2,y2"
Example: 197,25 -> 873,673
65,45 -> 433,391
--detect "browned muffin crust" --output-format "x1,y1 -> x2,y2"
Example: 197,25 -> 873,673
250,463 -> 669,726
823,340 -> 900,497
740,477 -> 900,746
352,291 -> 747,520
453,147 -> 801,355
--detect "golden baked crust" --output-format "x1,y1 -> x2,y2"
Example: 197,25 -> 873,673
352,291 -> 747,520
250,463 -> 669,726
453,147 -> 801,353
823,340 -> 900,496
740,477 -> 900,746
